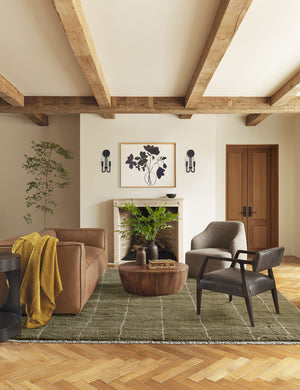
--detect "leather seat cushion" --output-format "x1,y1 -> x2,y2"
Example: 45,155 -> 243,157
199,268 -> 275,297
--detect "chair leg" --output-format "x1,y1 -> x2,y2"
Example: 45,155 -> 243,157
271,288 -> 280,313
197,288 -> 202,315
244,295 -> 255,327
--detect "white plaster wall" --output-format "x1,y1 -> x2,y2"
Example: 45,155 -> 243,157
215,114 -> 296,255
294,115 -> 300,256
80,114 -> 216,262
0,114 -> 80,239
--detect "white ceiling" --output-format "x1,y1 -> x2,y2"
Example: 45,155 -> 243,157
0,0 -> 300,98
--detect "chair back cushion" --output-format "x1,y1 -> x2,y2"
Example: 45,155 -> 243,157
253,246 -> 284,272
196,221 -> 246,254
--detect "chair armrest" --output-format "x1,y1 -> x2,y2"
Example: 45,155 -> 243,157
234,249 -> 256,258
204,255 -> 253,265
196,255 -> 253,282
54,228 -> 107,250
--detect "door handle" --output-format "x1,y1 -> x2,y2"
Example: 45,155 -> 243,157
240,206 -> 247,217
248,206 -> 256,217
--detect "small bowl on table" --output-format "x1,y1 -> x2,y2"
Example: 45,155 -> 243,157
166,194 -> 176,198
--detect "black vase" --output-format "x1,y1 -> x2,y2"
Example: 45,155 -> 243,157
146,240 -> 158,263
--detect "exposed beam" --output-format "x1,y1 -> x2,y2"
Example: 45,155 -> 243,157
24,113 -> 49,126
0,74 -> 48,126
271,70 -> 300,106
245,113 -> 271,126
185,0 -> 253,108
246,69 -> 300,126
0,74 -> 24,106
52,0 -> 112,120
0,96 -> 299,115
102,114 -> 115,119
179,114 -> 193,119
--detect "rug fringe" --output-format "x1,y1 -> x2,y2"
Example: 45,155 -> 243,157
10,339 -> 300,345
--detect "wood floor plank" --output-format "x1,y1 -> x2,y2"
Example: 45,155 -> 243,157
242,358 -> 281,382
224,357 -> 265,381
120,358 -> 169,383
257,357 -> 299,381
152,357 -> 202,383
188,357 -> 233,382
206,357 -> 250,382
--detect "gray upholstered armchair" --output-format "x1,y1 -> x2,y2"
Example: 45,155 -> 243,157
185,221 -> 247,277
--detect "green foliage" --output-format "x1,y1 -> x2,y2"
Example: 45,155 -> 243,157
116,201 -> 179,242
23,140 -> 74,228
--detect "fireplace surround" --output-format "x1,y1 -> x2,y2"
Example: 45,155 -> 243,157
113,198 -> 183,263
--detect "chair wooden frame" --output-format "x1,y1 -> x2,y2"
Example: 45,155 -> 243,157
196,248 -> 284,327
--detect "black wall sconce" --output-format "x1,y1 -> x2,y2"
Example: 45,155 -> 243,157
101,149 -> 111,173
186,149 -> 195,173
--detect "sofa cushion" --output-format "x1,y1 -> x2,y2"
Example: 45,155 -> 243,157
39,229 -> 58,238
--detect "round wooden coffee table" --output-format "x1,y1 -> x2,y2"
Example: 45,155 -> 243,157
118,262 -> 188,296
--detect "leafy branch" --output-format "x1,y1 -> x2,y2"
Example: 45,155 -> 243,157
116,201 -> 179,242
23,141 -> 74,228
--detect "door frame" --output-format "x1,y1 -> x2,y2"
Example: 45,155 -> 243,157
226,144 -> 278,249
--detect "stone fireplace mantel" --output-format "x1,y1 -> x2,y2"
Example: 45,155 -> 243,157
113,198 -> 183,263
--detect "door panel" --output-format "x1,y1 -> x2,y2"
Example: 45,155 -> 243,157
247,148 -> 271,251
226,145 -> 278,252
226,147 -> 247,229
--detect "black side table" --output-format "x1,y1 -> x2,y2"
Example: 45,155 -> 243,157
0,253 -> 21,341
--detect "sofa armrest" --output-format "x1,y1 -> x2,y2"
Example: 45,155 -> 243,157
54,228 -> 107,250
0,245 -> 13,254
55,241 -> 86,314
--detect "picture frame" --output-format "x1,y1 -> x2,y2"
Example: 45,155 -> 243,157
121,143 -> 176,188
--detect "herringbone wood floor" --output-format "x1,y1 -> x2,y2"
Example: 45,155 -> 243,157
0,256 -> 299,389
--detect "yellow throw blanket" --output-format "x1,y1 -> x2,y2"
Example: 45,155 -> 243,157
12,232 -> 63,328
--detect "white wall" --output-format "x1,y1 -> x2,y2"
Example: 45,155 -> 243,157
80,114 -> 216,262
294,115 -> 300,256
0,114 -> 80,238
81,113 -> 299,261
215,114 -> 296,255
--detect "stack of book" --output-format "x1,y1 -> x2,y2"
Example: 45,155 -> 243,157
148,259 -> 176,269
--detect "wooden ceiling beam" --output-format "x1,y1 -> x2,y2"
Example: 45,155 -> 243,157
271,69 -> 300,106
246,69 -> 300,126
0,96 -> 299,115
52,0 -> 113,119
245,113 -> 271,126
24,113 -> 49,126
185,0 -> 253,109
179,114 -> 193,119
0,74 -> 24,106
0,74 -> 48,126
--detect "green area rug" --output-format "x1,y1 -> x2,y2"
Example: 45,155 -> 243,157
13,269 -> 300,344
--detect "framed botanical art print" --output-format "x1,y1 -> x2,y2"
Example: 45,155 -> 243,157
121,143 -> 176,188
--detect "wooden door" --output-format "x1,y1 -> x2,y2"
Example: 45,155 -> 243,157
226,145 -> 278,252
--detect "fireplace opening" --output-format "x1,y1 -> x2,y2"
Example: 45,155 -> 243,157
113,198 -> 183,263
119,207 -> 178,261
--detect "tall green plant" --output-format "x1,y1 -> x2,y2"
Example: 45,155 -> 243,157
23,140 -> 74,228
117,201 -> 179,242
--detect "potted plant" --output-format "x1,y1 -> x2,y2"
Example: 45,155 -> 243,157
116,201 -> 179,262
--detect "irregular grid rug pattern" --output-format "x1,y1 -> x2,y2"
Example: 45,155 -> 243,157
13,269 -> 300,344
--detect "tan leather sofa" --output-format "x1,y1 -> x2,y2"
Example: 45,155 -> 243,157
0,228 -> 108,314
